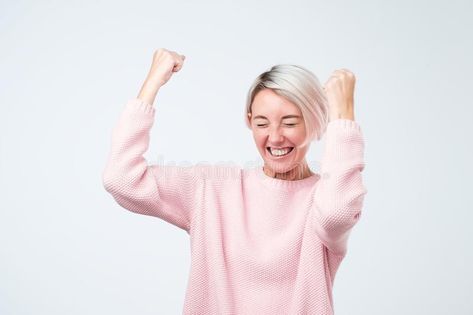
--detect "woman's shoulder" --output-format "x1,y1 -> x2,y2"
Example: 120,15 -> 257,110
192,163 -> 242,181
152,162 -> 241,181
152,163 -> 272,187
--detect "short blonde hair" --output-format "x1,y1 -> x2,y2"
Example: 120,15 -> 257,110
244,64 -> 329,146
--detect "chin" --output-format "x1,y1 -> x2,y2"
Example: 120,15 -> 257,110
262,160 -> 298,174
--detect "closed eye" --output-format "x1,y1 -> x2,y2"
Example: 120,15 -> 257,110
256,123 -> 297,127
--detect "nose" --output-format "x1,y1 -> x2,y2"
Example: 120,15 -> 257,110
268,126 -> 284,144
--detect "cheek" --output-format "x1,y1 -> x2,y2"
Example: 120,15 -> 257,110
252,132 -> 265,147
288,128 -> 306,143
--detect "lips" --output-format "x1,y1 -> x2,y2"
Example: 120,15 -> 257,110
266,146 -> 294,158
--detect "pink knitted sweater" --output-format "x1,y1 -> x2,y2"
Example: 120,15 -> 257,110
102,98 -> 368,314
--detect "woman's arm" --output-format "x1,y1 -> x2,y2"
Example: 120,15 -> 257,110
311,118 -> 367,256
311,69 -> 368,256
102,49 -> 198,232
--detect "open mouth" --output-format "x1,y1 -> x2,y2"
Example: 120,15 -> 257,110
266,147 -> 294,158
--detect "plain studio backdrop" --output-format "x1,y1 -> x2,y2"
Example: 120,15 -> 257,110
1,0 -> 472,314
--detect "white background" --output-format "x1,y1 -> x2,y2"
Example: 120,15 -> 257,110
1,0 -> 472,314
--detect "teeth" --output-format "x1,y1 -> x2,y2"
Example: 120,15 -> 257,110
269,147 -> 292,156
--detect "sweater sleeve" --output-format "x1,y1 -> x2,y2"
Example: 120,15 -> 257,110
311,119 -> 368,256
101,98 -> 200,233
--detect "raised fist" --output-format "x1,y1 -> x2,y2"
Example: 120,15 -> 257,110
323,69 -> 356,122
146,48 -> 186,87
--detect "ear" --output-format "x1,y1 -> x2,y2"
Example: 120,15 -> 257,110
246,113 -> 253,129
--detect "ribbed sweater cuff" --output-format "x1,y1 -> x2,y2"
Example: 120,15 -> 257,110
326,118 -> 361,132
321,119 -> 365,169
124,98 -> 155,115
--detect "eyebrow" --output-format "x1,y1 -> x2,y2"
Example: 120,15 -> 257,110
253,115 -> 301,120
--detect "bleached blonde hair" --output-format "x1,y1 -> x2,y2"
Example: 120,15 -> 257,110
244,64 -> 329,147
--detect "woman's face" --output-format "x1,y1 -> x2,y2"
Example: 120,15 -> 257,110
248,89 -> 312,178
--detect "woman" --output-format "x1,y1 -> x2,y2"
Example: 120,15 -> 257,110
102,48 -> 367,314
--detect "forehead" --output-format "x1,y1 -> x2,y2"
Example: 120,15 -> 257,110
252,89 -> 302,118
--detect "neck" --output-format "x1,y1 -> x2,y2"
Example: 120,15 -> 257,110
263,162 -> 314,181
